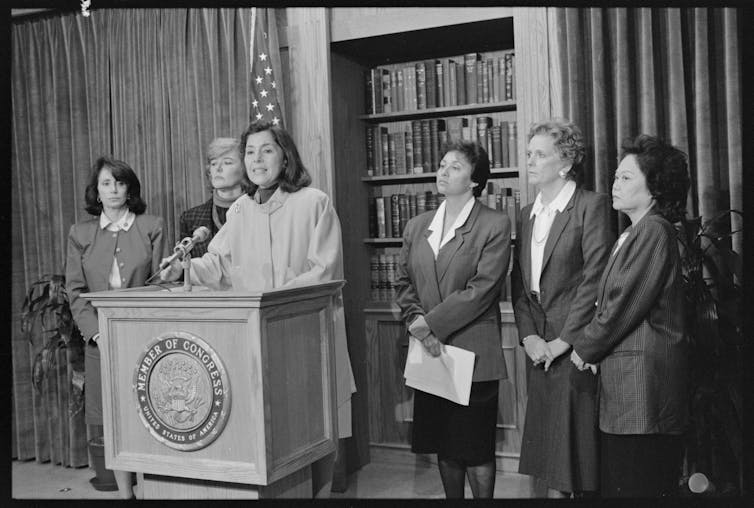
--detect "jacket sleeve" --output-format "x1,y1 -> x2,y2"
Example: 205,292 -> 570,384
148,216 -> 166,276
179,210 -> 191,242
65,224 -> 99,340
511,213 -> 537,344
281,194 -> 342,287
559,193 -> 614,345
425,214 -> 511,342
573,220 -> 674,363
190,221 -> 233,290
394,218 -> 426,328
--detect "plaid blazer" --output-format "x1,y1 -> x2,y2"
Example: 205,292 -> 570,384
179,199 -> 215,257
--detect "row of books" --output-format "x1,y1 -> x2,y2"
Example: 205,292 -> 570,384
365,50 -> 516,115
366,117 -> 518,176
368,185 -> 521,239
370,252 -> 513,303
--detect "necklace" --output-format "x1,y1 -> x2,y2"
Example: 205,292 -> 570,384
532,209 -> 552,244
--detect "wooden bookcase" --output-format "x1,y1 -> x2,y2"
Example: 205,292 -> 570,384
325,8 -> 551,473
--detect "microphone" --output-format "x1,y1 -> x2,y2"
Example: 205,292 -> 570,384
158,226 -> 210,271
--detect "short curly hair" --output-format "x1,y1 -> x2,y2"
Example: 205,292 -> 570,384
620,134 -> 689,223
527,118 -> 586,183
440,139 -> 490,197
84,156 -> 147,216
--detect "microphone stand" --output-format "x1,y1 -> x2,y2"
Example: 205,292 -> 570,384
181,251 -> 192,292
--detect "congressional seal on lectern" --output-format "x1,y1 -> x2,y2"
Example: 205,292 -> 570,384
134,331 -> 231,451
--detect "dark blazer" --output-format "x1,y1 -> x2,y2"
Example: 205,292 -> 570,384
395,200 -> 511,382
66,214 -> 165,340
512,188 -> 614,344
574,209 -> 688,435
179,199 -> 214,257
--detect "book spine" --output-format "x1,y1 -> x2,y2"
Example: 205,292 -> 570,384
388,132 -> 397,175
448,60 -> 457,107
443,59 -> 451,108
501,121 -> 509,168
429,119 -> 439,173
398,194 -> 409,235
381,68 -> 392,113
435,60 -> 444,108
504,53 -> 514,101
415,62 -> 426,110
464,53 -> 478,104
411,120 -> 423,174
509,52 -> 516,100
424,60 -> 436,109
380,127 -> 390,176
408,192 -> 417,219
375,196 -> 386,238
486,182 -> 496,209
416,192 -> 426,215
491,124 -> 502,169
492,58 -> 500,103
476,59 -> 484,106
370,255 -> 380,301
365,125 -> 375,176
385,254 -> 397,301
483,58 -> 491,103
365,69 -> 375,115
404,130 -> 414,173
476,117 -> 492,157
390,70 -> 399,113
421,120 -> 432,173
378,253 -> 388,301
495,188 -> 503,211
383,196 -> 393,238
390,194 -> 401,238
506,187 -> 517,237
395,132 -> 407,175
508,121 -> 518,167
373,68 -> 384,114
395,69 -> 405,112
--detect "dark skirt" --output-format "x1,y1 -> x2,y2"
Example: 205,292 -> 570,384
601,432 -> 684,497
411,380 -> 499,466
85,341 -> 103,426
518,354 -> 599,493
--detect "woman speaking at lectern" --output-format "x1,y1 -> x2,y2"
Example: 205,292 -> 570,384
160,120 -> 356,496
66,156 -> 165,498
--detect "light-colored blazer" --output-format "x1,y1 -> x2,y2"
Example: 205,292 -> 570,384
512,188 -> 614,345
574,209 -> 688,435
395,200 -> 511,382
66,214 -> 165,340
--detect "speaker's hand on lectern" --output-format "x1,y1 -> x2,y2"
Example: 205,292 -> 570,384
159,257 -> 183,281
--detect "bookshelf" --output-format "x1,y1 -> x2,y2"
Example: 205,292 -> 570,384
327,9 -> 551,472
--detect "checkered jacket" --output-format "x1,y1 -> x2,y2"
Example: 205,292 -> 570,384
179,199 -> 216,258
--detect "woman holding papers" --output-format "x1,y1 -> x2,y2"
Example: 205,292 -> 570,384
160,120 -> 355,497
570,135 -> 689,497
512,119 -> 613,497
395,140 -> 511,499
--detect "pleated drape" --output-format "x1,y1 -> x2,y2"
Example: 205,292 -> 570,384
548,7 -> 742,246
10,7 -> 268,460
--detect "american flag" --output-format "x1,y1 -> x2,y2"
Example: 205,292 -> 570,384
250,8 -> 284,127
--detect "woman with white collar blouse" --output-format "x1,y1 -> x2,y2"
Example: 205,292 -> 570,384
395,140 -> 511,499
66,156 -> 165,498
571,134 -> 690,497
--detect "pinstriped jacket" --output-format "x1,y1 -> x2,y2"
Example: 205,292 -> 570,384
574,209 -> 688,435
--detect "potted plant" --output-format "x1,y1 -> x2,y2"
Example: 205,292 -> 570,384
675,210 -> 743,496
21,273 -> 87,466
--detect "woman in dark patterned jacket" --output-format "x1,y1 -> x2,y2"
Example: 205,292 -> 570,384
179,137 -> 248,255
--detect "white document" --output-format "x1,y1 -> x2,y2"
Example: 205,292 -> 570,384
403,336 -> 475,406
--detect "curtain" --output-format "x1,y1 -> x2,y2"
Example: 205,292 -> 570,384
11,7 -> 284,460
548,7 -> 742,251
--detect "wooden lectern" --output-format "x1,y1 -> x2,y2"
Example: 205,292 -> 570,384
82,281 -> 344,499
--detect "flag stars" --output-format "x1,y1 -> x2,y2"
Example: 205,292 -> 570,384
271,81 -> 277,89
266,103 -> 275,112
272,116 -> 280,125
252,99 -> 259,108
260,89 -> 269,98
264,66 -> 273,75
255,113 -> 263,120
255,76 -> 263,85
259,52 -> 267,61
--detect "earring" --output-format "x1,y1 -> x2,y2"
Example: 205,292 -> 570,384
97,196 -> 101,203
559,169 -> 568,179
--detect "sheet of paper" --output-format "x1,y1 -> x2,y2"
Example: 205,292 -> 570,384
403,336 -> 475,406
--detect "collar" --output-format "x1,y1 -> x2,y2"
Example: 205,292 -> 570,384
530,180 -> 577,218
99,210 -> 135,231
428,195 -> 476,238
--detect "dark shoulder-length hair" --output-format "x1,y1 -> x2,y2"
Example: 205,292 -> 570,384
239,121 -> 312,196
84,156 -> 147,216
620,134 -> 690,223
441,139 -> 490,198
528,118 -> 586,185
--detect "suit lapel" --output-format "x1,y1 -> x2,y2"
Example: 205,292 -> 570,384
419,224 -> 443,304
519,207 -> 534,293
435,202 -> 479,283
540,193 -> 575,275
